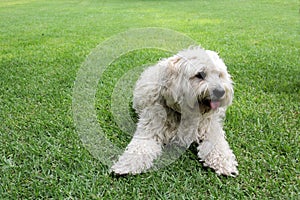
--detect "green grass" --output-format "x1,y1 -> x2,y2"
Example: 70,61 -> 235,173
1,0 -> 299,199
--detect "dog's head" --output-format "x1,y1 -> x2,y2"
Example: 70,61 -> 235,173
162,46 -> 233,114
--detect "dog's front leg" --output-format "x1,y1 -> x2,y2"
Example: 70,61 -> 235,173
197,117 -> 239,177
111,104 -> 166,175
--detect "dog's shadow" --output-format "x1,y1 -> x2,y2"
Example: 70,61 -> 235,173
129,101 -> 138,123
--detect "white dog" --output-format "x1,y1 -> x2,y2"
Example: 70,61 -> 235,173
111,46 -> 238,176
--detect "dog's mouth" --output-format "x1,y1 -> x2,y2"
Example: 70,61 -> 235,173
209,100 -> 221,110
199,98 -> 221,111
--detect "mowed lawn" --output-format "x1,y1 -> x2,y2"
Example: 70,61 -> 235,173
0,0 -> 299,199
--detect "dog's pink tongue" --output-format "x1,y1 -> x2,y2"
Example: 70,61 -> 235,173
210,101 -> 220,110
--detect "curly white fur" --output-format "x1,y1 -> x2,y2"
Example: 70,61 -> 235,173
111,46 -> 239,176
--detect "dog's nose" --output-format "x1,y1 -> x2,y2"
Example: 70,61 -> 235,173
213,88 -> 225,99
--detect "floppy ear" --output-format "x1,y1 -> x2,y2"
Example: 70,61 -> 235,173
161,56 -> 181,110
223,81 -> 234,107
161,56 -> 198,111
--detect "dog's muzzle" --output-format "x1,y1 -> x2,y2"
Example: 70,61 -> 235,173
199,87 -> 225,111
210,88 -> 225,109
212,88 -> 225,99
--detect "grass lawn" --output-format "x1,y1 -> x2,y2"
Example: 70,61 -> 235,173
0,0 -> 299,199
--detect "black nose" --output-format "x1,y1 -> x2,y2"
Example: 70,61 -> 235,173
213,88 -> 225,98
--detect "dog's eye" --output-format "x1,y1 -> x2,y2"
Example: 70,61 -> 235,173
195,71 -> 206,80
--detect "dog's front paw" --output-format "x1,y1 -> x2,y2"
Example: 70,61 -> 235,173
111,152 -> 154,175
111,137 -> 162,175
213,159 -> 239,177
201,149 -> 239,177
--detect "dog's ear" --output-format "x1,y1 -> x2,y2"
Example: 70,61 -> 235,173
161,56 -> 198,111
170,56 -> 181,66
223,82 -> 234,107
160,56 -> 181,109
166,56 -> 181,75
